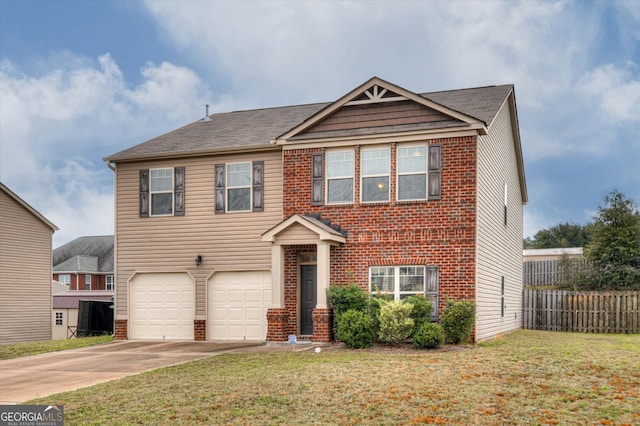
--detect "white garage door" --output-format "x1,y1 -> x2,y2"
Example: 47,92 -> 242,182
208,271 -> 271,341
130,273 -> 195,340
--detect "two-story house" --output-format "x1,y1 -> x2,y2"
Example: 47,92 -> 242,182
104,77 -> 527,343
53,235 -> 115,291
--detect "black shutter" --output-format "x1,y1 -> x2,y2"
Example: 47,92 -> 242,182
252,161 -> 264,212
425,266 -> 439,321
215,164 -> 225,214
311,153 -> 324,205
139,169 -> 149,217
428,144 -> 441,200
174,167 -> 185,216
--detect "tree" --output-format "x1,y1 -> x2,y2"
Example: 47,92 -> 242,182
524,222 -> 589,249
585,190 -> 640,290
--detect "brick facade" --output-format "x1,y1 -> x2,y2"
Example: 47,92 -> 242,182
281,136 -> 477,321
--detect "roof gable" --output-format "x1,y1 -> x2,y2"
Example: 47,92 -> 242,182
0,183 -> 58,231
276,77 -> 488,142
262,214 -> 346,244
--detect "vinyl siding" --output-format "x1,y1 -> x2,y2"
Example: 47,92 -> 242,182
114,150 -> 283,318
475,96 -> 524,341
0,190 -> 53,344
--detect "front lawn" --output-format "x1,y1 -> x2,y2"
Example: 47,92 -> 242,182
0,335 -> 113,360
31,330 -> 639,425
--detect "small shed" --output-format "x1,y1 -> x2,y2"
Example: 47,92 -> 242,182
52,290 -> 114,339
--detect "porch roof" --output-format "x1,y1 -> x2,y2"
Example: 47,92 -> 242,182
261,214 -> 346,244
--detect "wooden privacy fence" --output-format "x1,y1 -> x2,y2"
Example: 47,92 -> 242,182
523,290 -> 639,333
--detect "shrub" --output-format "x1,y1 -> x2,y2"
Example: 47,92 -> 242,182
377,300 -> 414,345
328,284 -> 369,316
335,309 -> 374,349
412,322 -> 444,349
440,300 -> 475,344
403,295 -> 432,335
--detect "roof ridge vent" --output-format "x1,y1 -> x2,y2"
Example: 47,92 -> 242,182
202,104 -> 212,122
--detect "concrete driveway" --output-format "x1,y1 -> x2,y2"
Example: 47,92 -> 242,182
0,340 -> 293,405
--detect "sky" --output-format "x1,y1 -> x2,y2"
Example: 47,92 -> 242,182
1,0 -> 639,248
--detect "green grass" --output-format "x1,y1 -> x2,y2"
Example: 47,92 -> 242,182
0,335 -> 113,360
30,331 -> 640,425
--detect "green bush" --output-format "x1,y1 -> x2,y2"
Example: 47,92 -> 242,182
328,284 -> 369,316
335,309 -> 374,349
440,300 -> 475,344
412,322 -> 444,349
403,295 -> 432,335
377,300 -> 414,345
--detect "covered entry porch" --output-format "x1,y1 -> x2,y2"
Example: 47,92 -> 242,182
262,215 -> 346,343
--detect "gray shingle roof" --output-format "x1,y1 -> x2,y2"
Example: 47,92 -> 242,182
53,290 -> 114,309
104,84 -> 513,163
53,236 -> 114,273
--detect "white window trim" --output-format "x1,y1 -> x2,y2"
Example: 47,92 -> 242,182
369,265 -> 425,300
396,144 -> 428,202
226,161 -> 252,212
58,274 -> 71,285
55,312 -> 63,326
150,167 -> 174,217
106,275 -> 114,291
85,274 -> 91,291
360,147 -> 390,203
326,149 -> 355,205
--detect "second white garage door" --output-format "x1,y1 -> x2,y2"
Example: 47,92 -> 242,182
208,271 -> 271,341
129,272 -> 195,340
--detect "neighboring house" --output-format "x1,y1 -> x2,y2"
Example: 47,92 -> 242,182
104,77 -> 527,343
0,183 -> 58,344
523,247 -> 583,262
53,236 -> 114,291
52,290 -> 114,339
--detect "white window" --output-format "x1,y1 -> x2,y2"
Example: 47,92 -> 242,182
58,274 -> 71,286
397,145 -> 427,201
361,147 -> 390,203
326,150 -> 354,204
370,266 -> 425,300
85,275 -> 91,291
150,168 -> 174,216
227,162 -> 252,212
55,312 -> 63,326
370,265 -> 439,320
106,275 -> 114,291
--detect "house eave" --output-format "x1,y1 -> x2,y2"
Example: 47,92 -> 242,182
103,144 -> 280,164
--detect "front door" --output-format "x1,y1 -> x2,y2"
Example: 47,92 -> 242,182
300,265 -> 317,336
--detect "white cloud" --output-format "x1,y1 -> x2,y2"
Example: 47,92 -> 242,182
578,63 -> 640,123
0,53 -> 212,246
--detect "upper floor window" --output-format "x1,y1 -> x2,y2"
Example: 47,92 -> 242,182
139,167 -> 185,217
106,275 -> 114,291
58,274 -> 71,286
215,161 -> 264,213
503,183 -> 508,226
85,275 -> 91,291
397,145 -> 427,201
150,168 -> 174,216
326,150 -> 354,204
361,147 -> 390,203
227,162 -> 252,211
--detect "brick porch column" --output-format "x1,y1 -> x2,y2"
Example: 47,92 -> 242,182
312,307 -> 333,342
267,308 -> 289,342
